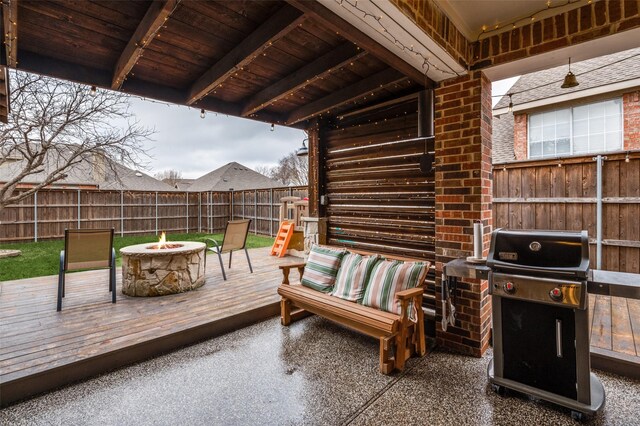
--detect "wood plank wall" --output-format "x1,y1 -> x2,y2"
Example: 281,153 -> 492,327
0,187 -> 307,242
493,151 -> 640,273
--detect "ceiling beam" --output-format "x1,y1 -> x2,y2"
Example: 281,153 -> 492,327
287,0 -> 424,84
241,42 -> 367,117
2,0 -> 18,68
186,4 -> 305,105
112,0 -> 180,89
286,68 -> 406,125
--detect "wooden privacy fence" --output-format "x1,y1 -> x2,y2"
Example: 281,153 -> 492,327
493,151 -> 640,274
0,186 -> 308,243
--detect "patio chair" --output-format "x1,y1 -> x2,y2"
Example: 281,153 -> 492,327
57,228 -> 116,311
205,219 -> 253,281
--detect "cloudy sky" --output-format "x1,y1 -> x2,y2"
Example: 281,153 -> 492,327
129,98 -> 305,179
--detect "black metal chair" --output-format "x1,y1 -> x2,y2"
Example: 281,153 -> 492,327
57,228 -> 116,311
205,219 -> 253,281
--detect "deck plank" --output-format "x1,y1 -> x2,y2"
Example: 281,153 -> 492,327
0,247 -> 298,405
591,295 -> 612,350
628,299 -> 640,356
610,296 -> 637,356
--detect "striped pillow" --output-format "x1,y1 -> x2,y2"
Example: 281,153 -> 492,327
331,253 -> 380,302
301,245 -> 346,293
361,259 -> 429,320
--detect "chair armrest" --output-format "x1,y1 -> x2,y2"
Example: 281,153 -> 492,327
279,262 -> 306,285
396,286 -> 424,301
204,238 -> 221,252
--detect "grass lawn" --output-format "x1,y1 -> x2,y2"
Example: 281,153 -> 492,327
0,232 -> 274,282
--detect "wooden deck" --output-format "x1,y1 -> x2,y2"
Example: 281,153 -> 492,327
590,294 -> 640,377
0,247 -> 299,407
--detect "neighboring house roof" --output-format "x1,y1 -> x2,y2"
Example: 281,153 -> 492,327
494,47 -> 640,111
187,162 -> 281,192
170,179 -> 195,190
0,145 -> 176,191
492,114 -> 515,164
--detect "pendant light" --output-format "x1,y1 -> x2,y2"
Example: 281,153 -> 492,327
296,138 -> 309,157
561,58 -> 579,89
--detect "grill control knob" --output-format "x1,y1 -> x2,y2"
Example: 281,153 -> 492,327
550,287 -> 563,301
503,282 -> 516,294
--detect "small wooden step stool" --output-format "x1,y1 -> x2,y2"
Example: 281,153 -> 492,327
270,221 -> 294,257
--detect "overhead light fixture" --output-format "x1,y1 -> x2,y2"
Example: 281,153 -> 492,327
561,58 -> 579,89
296,138 -> 309,157
508,94 -> 513,113
89,85 -> 97,96
200,108 -> 205,119
270,123 -> 275,132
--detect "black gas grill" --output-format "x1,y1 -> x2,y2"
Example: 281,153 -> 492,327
486,229 -> 605,420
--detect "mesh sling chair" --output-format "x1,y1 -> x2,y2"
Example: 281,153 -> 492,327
205,219 -> 253,281
57,228 -> 116,311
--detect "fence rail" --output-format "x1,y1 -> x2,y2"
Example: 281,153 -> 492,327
493,151 -> 640,274
0,186 -> 308,243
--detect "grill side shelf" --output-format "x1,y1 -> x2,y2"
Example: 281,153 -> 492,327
588,270 -> 640,300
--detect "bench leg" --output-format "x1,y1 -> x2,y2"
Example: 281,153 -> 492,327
379,336 -> 394,375
395,327 -> 408,371
415,310 -> 427,357
281,299 -> 292,326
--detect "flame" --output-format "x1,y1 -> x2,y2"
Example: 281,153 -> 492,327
158,232 -> 166,249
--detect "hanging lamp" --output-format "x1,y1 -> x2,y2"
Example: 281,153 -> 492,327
561,58 -> 579,89
296,138 -> 309,157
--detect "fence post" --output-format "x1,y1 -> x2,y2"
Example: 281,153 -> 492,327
242,191 -> 245,219
77,189 -> 81,229
254,189 -> 257,235
198,192 -> 202,233
120,190 -> 124,237
186,192 -> 189,233
230,190 -> 234,221
34,191 -> 38,242
269,188 -> 273,237
155,191 -> 158,236
595,155 -> 603,269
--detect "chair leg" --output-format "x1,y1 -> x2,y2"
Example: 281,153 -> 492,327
57,251 -> 65,311
111,265 -> 116,304
217,251 -> 227,280
244,248 -> 253,273
229,250 -> 233,269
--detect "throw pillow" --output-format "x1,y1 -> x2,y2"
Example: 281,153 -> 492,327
361,259 -> 429,320
300,245 -> 346,293
331,253 -> 380,302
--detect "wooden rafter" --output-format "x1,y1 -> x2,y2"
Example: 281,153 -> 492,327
2,0 -> 18,68
285,68 -> 406,125
241,42 -> 367,117
112,0 -> 180,89
186,4 -> 305,105
287,0 -> 424,84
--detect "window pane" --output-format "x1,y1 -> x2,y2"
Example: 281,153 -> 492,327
543,125 -> 555,140
574,119 -> 588,136
530,126 -> 542,142
605,131 -> 622,150
590,117 -> 605,134
557,139 -> 570,155
556,108 -> 570,123
530,142 -> 542,157
543,111 -> 556,125
574,105 -> 589,120
590,133 -> 605,152
604,99 -> 621,116
589,103 -> 605,118
543,141 -> 555,157
606,115 -> 621,132
574,136 -> 588,153
557,123 -> 570,138
530,114 -> 543,128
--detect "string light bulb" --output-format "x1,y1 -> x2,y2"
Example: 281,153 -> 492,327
625,152 -> 630,163
200,108 -> 205,119
270,123 -> 275,132
89,85 -> 97,96
508,94 -> 513,113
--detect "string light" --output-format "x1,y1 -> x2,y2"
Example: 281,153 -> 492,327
625,152 -> 630,163
477,0 -> 583,40
507,94 -> 513,113
200,108 -> 205,119
89,85 -> 97,96
270,123 -> 275,132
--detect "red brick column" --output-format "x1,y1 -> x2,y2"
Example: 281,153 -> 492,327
434,70 -> 493,357
513,113 -> 528,160
623,90 -> 640,151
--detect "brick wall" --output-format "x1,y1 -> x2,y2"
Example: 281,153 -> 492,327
513,113 -> 528,160
624,90 -> 640,150
434,71 -> 493,357
471,1 -> 640,69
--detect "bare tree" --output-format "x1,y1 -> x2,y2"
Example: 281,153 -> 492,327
0,70 -> 152,213
154,169 -> 183,187
254,164 -> 276,179
271,151 -> 308,186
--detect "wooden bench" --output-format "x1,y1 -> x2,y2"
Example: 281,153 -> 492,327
277,250 -> 429,374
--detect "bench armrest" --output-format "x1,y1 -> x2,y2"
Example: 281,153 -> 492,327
279,262 -> 306,285
396,286 -> 424,301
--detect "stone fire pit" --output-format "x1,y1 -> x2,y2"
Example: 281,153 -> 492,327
120,241 -> 206,297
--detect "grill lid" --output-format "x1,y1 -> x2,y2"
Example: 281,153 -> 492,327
487,229 -> 589,279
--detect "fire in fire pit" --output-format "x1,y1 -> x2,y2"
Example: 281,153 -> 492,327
146,232 -> 184,250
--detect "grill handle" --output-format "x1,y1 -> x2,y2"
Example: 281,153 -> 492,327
556,319 -> 563,358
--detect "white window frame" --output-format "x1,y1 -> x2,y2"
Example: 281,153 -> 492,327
527,98 -> 623,159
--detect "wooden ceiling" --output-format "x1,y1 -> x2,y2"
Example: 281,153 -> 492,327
1,0 -> 429,129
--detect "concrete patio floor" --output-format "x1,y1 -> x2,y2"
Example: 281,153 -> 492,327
1,316 -> 639,426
